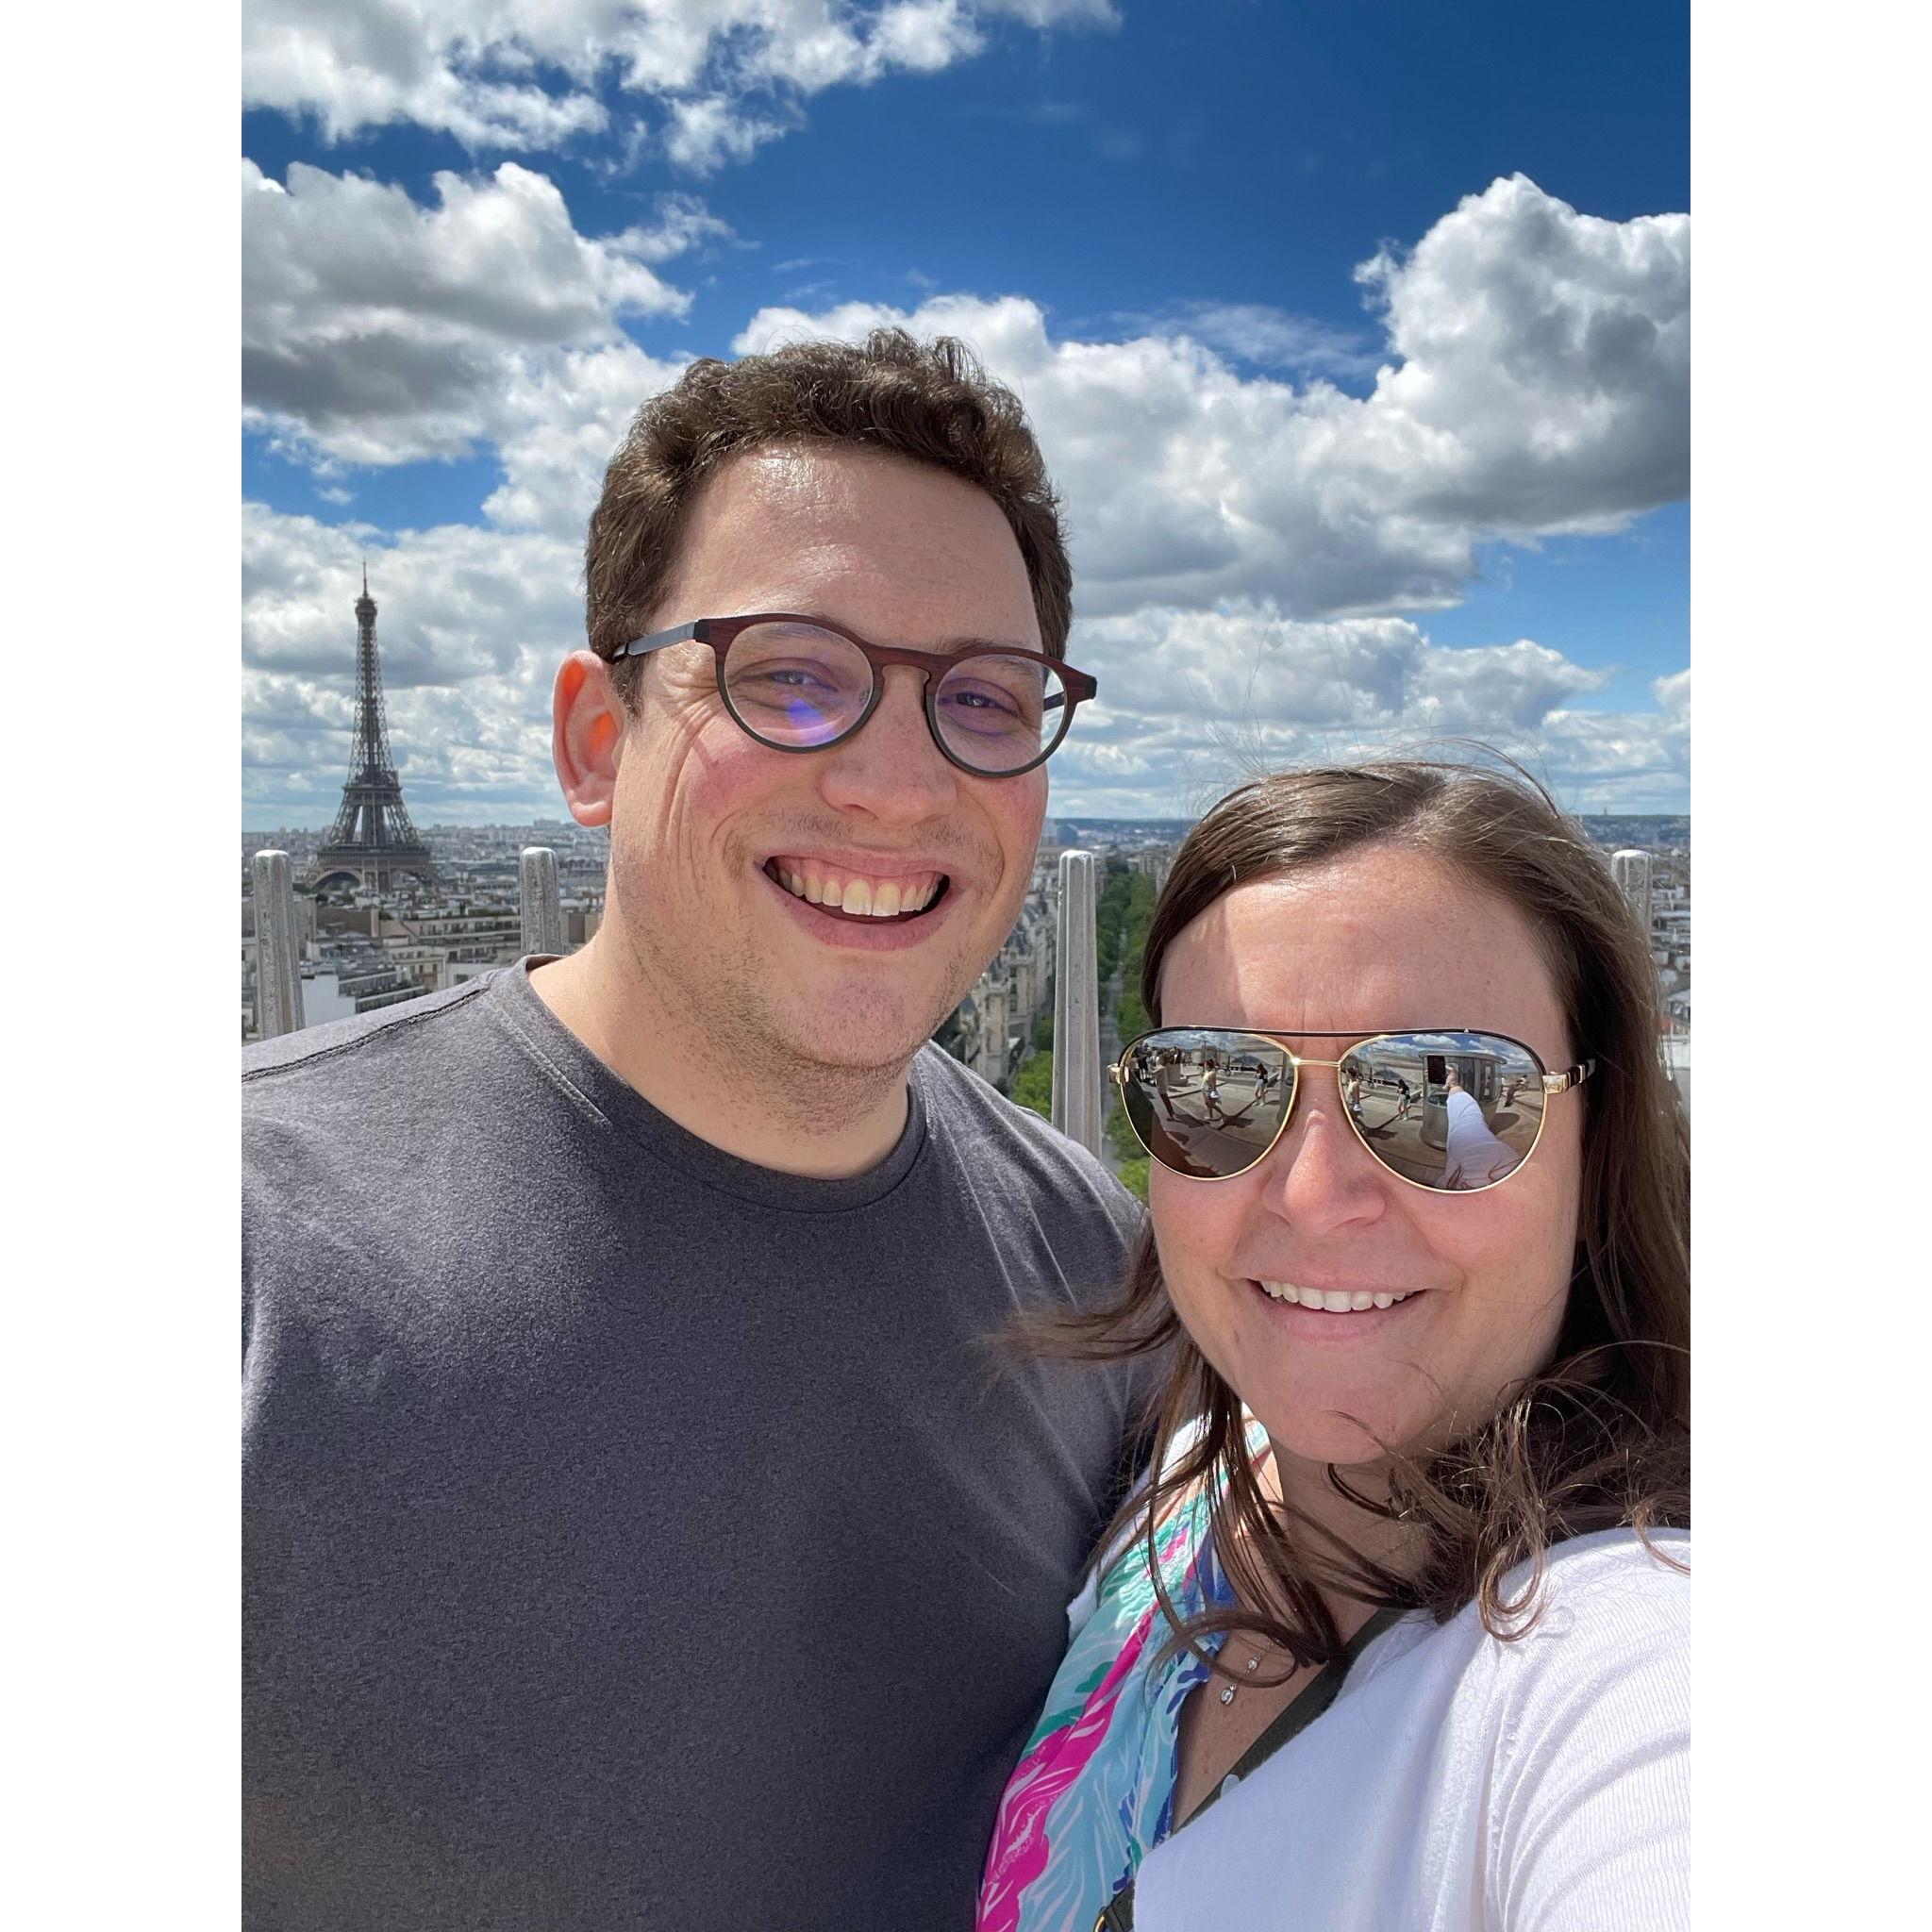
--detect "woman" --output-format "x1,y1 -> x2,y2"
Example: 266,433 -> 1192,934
977,760 -> 1690,1932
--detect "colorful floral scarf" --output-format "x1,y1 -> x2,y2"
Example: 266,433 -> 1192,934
974,1476 -> 1234,1932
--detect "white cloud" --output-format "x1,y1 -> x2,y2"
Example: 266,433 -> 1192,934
242,1 -> 1113,165
661,93 -> 798,173
1053,603 -> 1682,818
609,190 -> 745,262
482,340 -> 693,538
871,2 -> 986,73
243,158 -> 714,466
242,1 -> 613,150
241,172 -> 1690,821
1154,301 -> 1382,383
1352,172 -> 1690,528
988,0 -> 1115,23
250,169 -> 1685,614
736,176 -> 1689,619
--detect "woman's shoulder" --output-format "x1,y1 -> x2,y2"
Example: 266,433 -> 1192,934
1507,1524 -> 1690,1641
1364,1524 -> 1689,1716
1066,1416 -> 1251,1640
1129,1528 -> 1689,1928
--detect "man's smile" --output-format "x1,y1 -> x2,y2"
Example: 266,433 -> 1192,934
761,854 -> 951,922
756,851 -> 961,948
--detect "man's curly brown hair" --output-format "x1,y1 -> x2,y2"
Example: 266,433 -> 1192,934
584,328 -> 1072,708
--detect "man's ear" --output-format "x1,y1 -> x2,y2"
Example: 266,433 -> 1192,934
552,651 -> 628,827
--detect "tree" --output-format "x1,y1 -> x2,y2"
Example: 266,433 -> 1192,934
1008,1050 -> 1055,1121
932,1006 -> 967,1060
1115,1158 -> 1150,1204
1113,870 -> 1158,1041
1094,859 -> 1134,984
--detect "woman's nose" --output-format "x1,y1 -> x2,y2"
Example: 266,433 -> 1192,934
1258,1083 -> 1388,1233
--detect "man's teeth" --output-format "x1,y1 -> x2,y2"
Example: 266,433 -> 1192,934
1256,1283 -> 1415,1311
772,862 -> 941,918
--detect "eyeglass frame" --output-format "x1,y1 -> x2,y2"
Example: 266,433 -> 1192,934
1109,1026 -> 1596,1192
608,612 -> 1099,778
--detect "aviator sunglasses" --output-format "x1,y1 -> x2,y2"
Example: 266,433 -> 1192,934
610,613 -> 1097,778
1111,1028 -> 1594,1192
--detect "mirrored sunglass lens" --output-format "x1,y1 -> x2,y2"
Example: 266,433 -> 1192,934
723,624 -> 872,745
933,656 -> 1067,772
1120,1030 -> 1291,1178
1342,1032 -> 1545,1191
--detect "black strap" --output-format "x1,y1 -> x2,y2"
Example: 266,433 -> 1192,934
1092,1607 -> 1407,1932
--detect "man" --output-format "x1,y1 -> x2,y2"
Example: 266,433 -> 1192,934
1155,1051 -> 1179,1121
243,332 -> 1145,1929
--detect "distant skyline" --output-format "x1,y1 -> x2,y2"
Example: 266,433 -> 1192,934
242,0 -> 1690,825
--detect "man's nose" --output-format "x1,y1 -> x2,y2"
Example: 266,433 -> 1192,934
815,665 -> 959,823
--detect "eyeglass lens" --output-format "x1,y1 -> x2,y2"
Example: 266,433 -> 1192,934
719,621 -> 1067,774
1118,1028 -> 1549,1191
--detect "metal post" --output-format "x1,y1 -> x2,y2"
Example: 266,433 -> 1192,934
520,846 -> 566,958
1611,849 -> 1652,943
251,849 -> 306,1039
1052,849 -> 1103,1157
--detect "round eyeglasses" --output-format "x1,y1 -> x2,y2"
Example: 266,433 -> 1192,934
608,613 -> 1097,778
1111,1027 -> 1595,1193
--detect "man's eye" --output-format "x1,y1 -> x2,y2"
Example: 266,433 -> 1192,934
731,662 -> 843,693
941,683 -> 1029,721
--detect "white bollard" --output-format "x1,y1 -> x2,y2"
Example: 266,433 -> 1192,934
520,847 -> 566,958
1611,848 -> 1652,942
251,850 -> 307,1039
1052,850 -> 1104,1157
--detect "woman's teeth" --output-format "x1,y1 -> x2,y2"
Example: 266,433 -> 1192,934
1257,1282 -> 1414,1311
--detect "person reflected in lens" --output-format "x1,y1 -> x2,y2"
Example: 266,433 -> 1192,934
1156,1051 -> 1180,1122
1440,1063 -> 1522,1190
980,759 -> 1690,1932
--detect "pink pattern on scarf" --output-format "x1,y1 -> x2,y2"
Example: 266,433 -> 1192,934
975,1514 -> 1201,1932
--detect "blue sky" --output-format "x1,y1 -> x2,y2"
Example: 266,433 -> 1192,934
242,0 -> 1690,824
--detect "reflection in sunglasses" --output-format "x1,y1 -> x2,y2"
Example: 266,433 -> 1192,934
1117,1028 -> 1557,1191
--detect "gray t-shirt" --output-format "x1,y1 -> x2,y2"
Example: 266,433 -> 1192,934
243,963 -> 1146,1930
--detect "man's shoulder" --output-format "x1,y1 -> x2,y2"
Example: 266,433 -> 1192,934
242,974 -> 509,1155
912,1042 -> 1138,1225
913,1041 -> 1100,1163
245,974 -> 493,1081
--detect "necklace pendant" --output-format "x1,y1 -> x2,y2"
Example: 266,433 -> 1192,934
1219,1685 -> 1236,1705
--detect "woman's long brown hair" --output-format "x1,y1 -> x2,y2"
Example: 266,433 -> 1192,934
1034,758 -> 1690,1679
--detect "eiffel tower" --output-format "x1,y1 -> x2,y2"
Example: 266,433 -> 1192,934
308,568 -> 436,891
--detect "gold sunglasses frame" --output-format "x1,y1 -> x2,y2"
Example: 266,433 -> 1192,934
1108,1027 -> 1595,1192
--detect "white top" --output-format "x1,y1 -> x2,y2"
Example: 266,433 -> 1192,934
1133,1527 -> 1690,1932
1442,1088 -> 1520,1187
